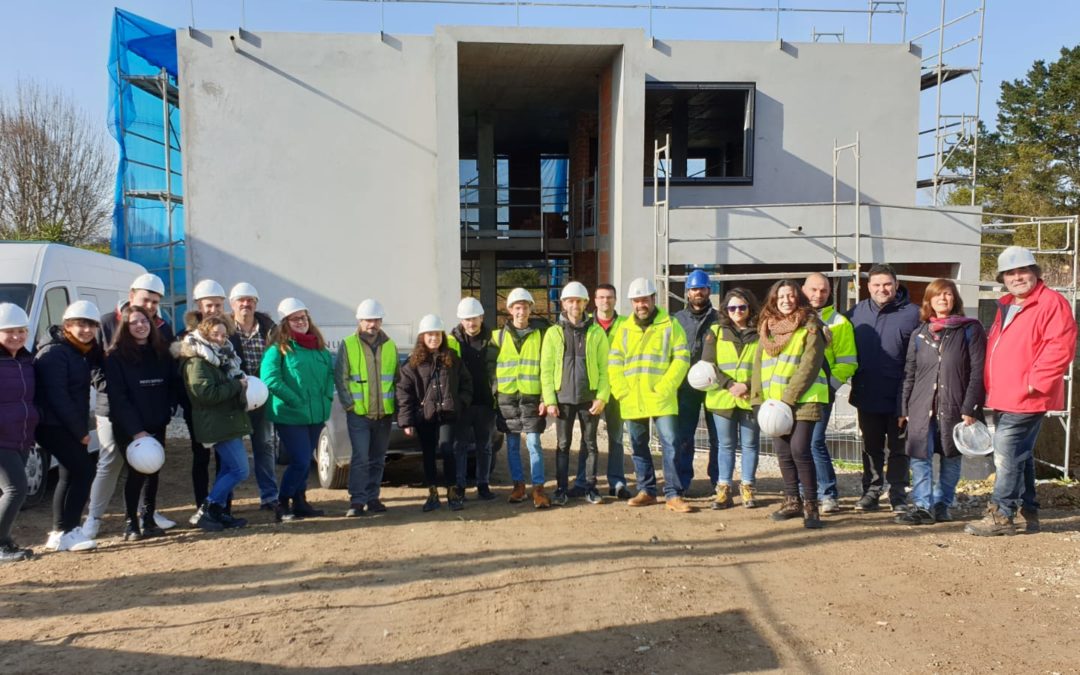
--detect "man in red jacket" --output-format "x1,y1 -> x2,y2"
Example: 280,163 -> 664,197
967,246 -> 1077,536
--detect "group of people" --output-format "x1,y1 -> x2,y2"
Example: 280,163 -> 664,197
0,244 -> 1074,562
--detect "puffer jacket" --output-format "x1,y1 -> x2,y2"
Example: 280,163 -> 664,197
33,326 -> 102,441
847,286 -> 921,414
259,340 -> 334,426
396,347 -> 473,428
174,339 -> 251,445
0,348 -> 39,452
488,318 -> 550,434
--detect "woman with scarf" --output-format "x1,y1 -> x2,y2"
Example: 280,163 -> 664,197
702,288 -> 762,510
0,304 -> 38,562
750,280 -> 828,529
176,315 -> 252,531
34,300 -> 104,552
898,278 -> 986,525
260,298 -> 334,522
105,305 -> 178,541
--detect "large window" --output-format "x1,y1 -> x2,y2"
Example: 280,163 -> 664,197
644,82 -> 755,184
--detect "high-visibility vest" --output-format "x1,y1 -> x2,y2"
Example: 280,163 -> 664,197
447,335 -> 461,356
343,334 -> 398,415
608,308 -> 690,419
493,326 -> 542,396
759,327 -> 829,404
539,322 -> 611,406
819,305 -> 858,390
704,325 -> 756,411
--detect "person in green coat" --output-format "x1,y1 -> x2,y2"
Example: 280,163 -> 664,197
260,298 -> 334,522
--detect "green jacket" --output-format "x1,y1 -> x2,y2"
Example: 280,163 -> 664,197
539,321 -> 611,406
178,344 -> 252,445
260,341 -> 335,426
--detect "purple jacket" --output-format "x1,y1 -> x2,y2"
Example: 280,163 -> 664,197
0,348 -> 39,452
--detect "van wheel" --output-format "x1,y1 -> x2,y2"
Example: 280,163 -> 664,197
316,428 -> 349,489
21,445 -> 50,509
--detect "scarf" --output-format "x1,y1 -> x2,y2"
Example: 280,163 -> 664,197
64,330 -> 96,355
292,331 -> 319,350
760,314 -> 802,357
928,315 -> 979,339
186,330 -> 244,379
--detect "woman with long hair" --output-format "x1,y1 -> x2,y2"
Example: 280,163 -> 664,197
0,303 -> 38,562
105,305 -> 178,541
703,288 -> 762,510
260,298 -> 334,521
751,280 -> 828,529
898,278 -> 986,525
396,315 -> 473,512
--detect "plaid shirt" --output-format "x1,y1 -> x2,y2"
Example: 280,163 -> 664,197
236,323 -> 267,376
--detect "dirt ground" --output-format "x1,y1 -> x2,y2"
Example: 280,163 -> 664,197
2,431 -> 1079,674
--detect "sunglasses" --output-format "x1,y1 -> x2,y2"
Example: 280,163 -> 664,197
726,305 -> 749,313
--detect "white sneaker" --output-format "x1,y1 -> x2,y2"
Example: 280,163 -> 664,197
44,530 -> 62,551
188,507 -> 203,527
81,516 -> 101,539
154,512 -> 177,530
57,528 -> 97,552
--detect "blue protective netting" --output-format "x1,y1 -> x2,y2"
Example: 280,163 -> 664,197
108,8 -> 185,322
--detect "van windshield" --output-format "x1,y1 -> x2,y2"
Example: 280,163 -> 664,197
0,284 -> 34,311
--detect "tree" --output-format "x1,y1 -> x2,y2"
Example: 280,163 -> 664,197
0,81 -> 112,246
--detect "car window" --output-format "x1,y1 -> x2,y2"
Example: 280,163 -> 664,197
35,286 -> 70,348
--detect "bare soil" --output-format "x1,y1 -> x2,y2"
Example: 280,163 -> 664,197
2,434 -> 1079,674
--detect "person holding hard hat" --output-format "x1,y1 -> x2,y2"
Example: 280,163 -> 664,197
897,279 -> 986,526
261,298 -> 334,522
335,298 -> 398,517
34,300 -> 104,552
0,303 -> 38,562
699,288 -> 761,510
104,305 -> 178,541
447,297 -> 498,501
490,288 -> 551,507
227,282 -> 280,512
397,314 -> 473,512
608,277 -> 692,513
540,281 -> 609,505
966,246 -> 1077,536
175,315 -> 252,531
750,280 -> 828,529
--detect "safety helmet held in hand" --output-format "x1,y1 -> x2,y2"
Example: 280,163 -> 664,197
687,361 -> 720,392
244,376 -> 269,411
127,436 -> 166,474
757,399 -> 795,438
953,420 -> 993,457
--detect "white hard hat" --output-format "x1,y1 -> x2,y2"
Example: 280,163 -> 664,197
126,436 -> 166,474
276,297 -> 308,321
0,303 -> 30,330
244,376 -> 269,411
229,282 -> 260,301
417,314 -> 445,335
131,273 -> 166,296
953,420 -> 993,457
356,298 -> 385,320
193,279 -> 226,300
62,300 -> 101,323
560,281 -> 589,301
997,246 -> 1038,274
457,297 -> 485,319
757,399 -> 794,438
687,361 -> 720,392
627,277 -> 658,300
506,288 -> 534,307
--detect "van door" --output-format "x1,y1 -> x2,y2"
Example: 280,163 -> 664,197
34,286 -> 71,348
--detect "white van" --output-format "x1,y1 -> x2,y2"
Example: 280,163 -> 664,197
0,241 -> 147,505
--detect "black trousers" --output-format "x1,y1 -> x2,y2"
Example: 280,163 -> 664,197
774,420 -> 817,499
124,431 -> 165,520
0,449 -> 28,545
186,412 -> 223,509
555,403 -> 600,490
857,410 -> 909,500
418,422 -> 461,488
38,425 -> 95,533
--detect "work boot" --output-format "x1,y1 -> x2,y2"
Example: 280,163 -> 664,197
476,484 -> 496,501
854,491 -> 880,512
292,492 -> 324,518
448,487 -> 465,511
665,496 -> 693,513
964,504 -> 1016,537
367,499 -> 388,513
628,491 -> 658,507
532,485 -> 551,509
740,483 -> 758,509
195,505 -> 225,532
893,506 -> 934,525
933,503 -> 953,522
712,484 -> 734,510
1020,507 -> 1040,534
508,481 -> 527,503
124,518 -> 143,542
770,496 -> 803,521
610,483 -> 632,500
422,487 -> 441,512
141,512 -> 166,538
211,503 -> 248,529
803,500 -> 824,529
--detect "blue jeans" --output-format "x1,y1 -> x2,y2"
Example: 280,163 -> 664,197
627,416 -> 682,498
676,388 -> 719,492
574,398 -> 627,490
909,417 -> 962,509
346,413 -> 391,505
506,432 -> 544,485
810,401 -> 839,499
990,412 -> 1044,517
713,409 -> 759,485
277,423 -> 323,501
207,438 -> 250,507
249,407 -> 278,505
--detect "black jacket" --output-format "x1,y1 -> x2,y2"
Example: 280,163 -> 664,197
450,323 -> 494,407
100,305 -> 176,349
847,286 -> 922,414
105,345 -> 179,444
33,326 -> 102,440
396,349 -> 473,428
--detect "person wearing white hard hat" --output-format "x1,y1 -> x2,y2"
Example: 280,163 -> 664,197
539,281 -> 609,506
491,288 -> 551,508
608,277 -> 692,513
33,300 -> 103,552
966,246 -> 1077,536
396,314 -> 473,512
896,279 -> 986,526
99,272 -> 174,346
103,305 -> 179,541
334,298 -> 398,517
261,299 -> 334,522
749,280 -> 828,529
227,282 -> 280,511
0,303 -> 38,562
446,297 -> 498,501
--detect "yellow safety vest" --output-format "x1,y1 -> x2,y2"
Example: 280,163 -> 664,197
704,325 -> 756,411
759,327 -> 829,404
819,306 -> 858,390
343,334 -> 398,415
493,327 -> 542,396
608,308 -> 690,419
539,322 -> 611,406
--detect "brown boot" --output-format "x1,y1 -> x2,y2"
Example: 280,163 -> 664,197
628,491 -> 658,507
965,504 -> 1016,537
665,496 -> 693,513
508,481 -> 527,504
532,485 -> 551,509
770,496 -> 803,522
803,500 -> 823,529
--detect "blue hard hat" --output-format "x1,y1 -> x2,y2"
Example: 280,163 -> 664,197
686,269 -> 710,290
